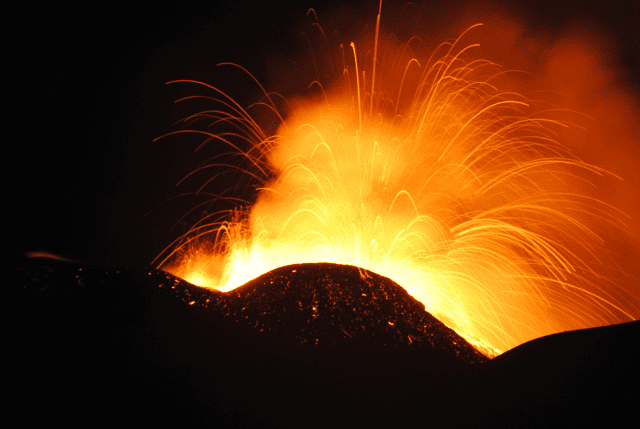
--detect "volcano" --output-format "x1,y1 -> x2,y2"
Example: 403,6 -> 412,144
169,262 -> 489,362
14,256 -> 638,427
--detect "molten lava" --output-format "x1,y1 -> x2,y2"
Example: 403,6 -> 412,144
154,3 -> 640,355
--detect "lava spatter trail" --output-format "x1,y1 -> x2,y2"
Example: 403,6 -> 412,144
154,2 -> 640,355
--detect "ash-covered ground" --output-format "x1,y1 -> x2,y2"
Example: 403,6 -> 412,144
15,257 -> 638,427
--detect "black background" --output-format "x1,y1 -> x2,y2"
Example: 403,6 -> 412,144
14,0 -> 639,269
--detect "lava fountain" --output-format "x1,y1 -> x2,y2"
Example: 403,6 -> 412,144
153,2 -> 640,355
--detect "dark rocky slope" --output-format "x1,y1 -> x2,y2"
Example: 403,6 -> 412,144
15,257 -> 638,427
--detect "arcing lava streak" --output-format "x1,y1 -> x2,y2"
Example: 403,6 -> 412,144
153,2 -> 640,355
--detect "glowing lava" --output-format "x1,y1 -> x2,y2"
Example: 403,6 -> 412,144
154,3 -> 639,355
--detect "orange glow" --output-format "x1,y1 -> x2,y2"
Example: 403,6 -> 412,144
25,251 -> 75,263
154,4 -> 640,355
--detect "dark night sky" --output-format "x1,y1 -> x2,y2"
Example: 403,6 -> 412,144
15,1 -> 639,269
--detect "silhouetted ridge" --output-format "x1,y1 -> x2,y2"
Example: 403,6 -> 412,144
16,258 -> 638,427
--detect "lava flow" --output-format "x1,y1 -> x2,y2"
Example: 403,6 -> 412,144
153,2 -> 640,355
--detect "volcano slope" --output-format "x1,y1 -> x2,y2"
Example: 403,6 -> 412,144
15,257 -> 638,427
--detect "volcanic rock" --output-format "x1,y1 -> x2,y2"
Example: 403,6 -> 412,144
165,262 -> 488,362
14,257 -> 638,427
